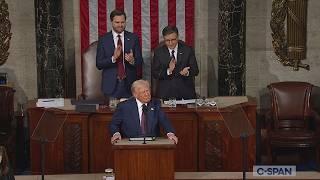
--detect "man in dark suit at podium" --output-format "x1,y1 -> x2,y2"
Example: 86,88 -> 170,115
109,80 -> 178,144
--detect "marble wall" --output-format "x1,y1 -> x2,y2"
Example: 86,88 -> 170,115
0,0 -> 37,107
2,0 -> 320,109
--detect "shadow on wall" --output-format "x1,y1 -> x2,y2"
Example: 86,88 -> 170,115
0,68 -> 28,111
256,56 -> 279,164
65,39 -> 76,98
208,55 -> 218,97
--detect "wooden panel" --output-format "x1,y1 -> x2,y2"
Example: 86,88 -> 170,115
113,140 -> 175,180
63,114 -> 89,173
197,103 -> 257,171
28,108 -> 89,174
165,109 -> 198,171
198,111 -> 224,171
88,112 -> 114,173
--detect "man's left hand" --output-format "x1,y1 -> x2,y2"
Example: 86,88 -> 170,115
125,49 -> 135,64
180,67 -> 190,76
167,133 -> 178,144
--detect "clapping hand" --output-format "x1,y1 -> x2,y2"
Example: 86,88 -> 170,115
113,45 -> 122,61
180,67 -> 190,76
168,58 -> 176,73
125,49 -> 135,64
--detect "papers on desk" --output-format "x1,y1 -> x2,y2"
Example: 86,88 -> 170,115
163,99 -> 196,105
36,98 -> 65,108
163,98 -> 217,107
213,96 -> 248,108
161,96 -> 248,108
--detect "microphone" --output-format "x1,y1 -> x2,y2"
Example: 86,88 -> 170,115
142,104 -> 148,113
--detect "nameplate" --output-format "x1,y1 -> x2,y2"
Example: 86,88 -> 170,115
75,104 -> 98,112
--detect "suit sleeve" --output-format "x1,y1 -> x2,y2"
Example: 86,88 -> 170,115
154,100 -> 175,133
109,104 -> 123,135
152,49 -> 171,80
176,46 -> 199,78
158,111 -> 175,134
133,34 -> 143,67
186,48 -> 199,77
96,37 -> 116,70
124,34 -> 143,69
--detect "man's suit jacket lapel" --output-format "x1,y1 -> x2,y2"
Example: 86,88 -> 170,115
176,42 -> 185,67
146,102 -> 156,134
162,46 -> 171,66
106,31 -> 115,50
124,31 -> 132,53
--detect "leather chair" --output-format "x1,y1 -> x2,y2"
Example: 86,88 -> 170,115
0,86 -> 15,168
266,81 -> 320,165
79,41 -> 104,100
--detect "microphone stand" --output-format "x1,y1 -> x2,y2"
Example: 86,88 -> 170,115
240,132 -> 248,180
142,105 -> 148,145
40,137 -> 48,180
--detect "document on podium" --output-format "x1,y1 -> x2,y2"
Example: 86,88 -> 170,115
129,137 -> 156,141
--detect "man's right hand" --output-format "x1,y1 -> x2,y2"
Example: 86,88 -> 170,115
111,132 -> 122,144
113,45 -> 122,60
168,58 -> 176,73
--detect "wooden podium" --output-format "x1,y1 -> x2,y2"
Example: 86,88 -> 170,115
112,138 -> 176,180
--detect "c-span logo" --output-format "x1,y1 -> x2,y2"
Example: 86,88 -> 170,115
253,165 -> 296,176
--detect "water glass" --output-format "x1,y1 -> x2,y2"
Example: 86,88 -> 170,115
168,97 -> 177,108
195,98 -> 205,107
109,97 -> 119,109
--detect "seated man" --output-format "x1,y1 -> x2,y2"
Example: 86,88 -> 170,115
152,25 -> 199,99
109,80 -> 178,144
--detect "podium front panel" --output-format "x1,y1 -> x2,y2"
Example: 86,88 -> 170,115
113,138 -> 175,180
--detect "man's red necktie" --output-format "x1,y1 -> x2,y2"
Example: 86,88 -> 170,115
141,104 -> 147,134
117,34 -> 126,79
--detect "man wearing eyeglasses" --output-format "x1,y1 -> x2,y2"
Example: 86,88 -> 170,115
152,25 -> 199,100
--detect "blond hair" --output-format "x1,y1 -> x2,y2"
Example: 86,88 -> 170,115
131,80 -> 150,93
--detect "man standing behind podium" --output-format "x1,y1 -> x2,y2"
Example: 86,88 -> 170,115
152,25 -> 199,99
109,80 -> 178,144
96,9 -> 143,99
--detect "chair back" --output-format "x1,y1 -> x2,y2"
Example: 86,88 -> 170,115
81,41 -> 104,100
268,81 -> 313,130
